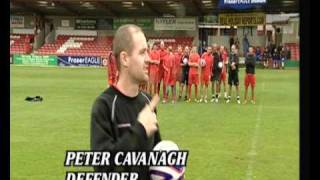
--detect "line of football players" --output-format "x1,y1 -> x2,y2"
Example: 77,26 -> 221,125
107,41 -> 257,104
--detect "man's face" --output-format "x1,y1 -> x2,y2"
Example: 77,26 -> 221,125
231,45 -> 237,53
178,47 -> 182,53
184,47 -> 190,54
160,41 -> 165,49
127,31 -> 149,84
249,47 -> 254,53
152,44 -> 158,51
191,46 -> 197,53
207,47 -> 212,54
220,46 -> 224,52
212,44 -> 217,52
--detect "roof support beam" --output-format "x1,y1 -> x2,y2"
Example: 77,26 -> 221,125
97,1 -> 120,17
54,1 -> 81,16
143,1 -> 162,16
190,0 -> 204,16
12,1 -> 45,16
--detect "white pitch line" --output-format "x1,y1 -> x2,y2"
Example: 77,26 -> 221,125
245,82 -> 265,180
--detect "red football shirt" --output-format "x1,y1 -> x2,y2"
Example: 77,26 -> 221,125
201,52 -> 213,76
163,53 -> 174,71
189,53 -> 200,75
159,48 -> 168,63
149,50 -> 160,72
221,51 -> 228,73
174,52 -> 182,73
169,53 -> 177,74
222,50 -> 228,63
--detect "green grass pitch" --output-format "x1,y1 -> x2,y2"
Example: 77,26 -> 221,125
10,65 -> 299,180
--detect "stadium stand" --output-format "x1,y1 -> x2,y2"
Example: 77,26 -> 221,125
147,37 -> 194,49
10,34 -> 34,55
285,43 -> 299,60
34,35 -> 113,57
32,35 -> 193,57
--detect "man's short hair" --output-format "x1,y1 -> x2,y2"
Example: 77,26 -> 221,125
112,24 -> 143,70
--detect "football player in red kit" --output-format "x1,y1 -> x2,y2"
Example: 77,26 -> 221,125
219,45 -> 228,100
162,46 -> 174,103
175,45 -> 183,86
107,52 -> 118,86
178,46 -> 190,101
200,46 -> 213,103
187,46 -> 201,103
244,46 -> 257,104
158,41 -> 168,96
148,44 -> 160,96
168,46 -> 178,103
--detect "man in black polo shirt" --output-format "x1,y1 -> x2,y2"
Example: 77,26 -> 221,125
210,43 -> 223,103
226,45 -> 241,104
243,46 -> 256,104
90,24 -> 161,180
178,46 -> 190,101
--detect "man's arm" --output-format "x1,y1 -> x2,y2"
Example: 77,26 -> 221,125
149,59 -> 160,65
152,108 -> 161,146
246,56 -> 256,67
180,60 -> 186,67
235,55 -> 239,65
252,56 -> 256,66
209,60 -> 213,75
188,62 -> 196,67
163,62 -> 170,72
245,56 -> 250,65
188,61 -> 199,67
91,97 -> 149,152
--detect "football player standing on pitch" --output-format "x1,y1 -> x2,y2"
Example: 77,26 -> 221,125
219,45 -> 228,100
199,46 -> 213,103
148,44 -> 160,96
226,44 -> 241,104
243,46 -> 257,104
187,46 -> 201,103
211,43 -> 223,103
178,46 -> 190,101
158,41 -> 168,96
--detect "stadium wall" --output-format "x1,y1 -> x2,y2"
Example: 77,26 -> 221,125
281,18 -> 299,44
96,30 -> 197,38
11,15 -> 298,51
47,16 -> 76,29
47,16 -> 199,45
10,15 -> 34,33
208,26 -> 266,51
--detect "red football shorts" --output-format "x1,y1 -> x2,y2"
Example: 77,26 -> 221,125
163,71 -> 170,85
188,74 -> 199,85
168,73 -> 176,86
176,69 -> 182,83
158,66 -> 164,82
245,74 -> 256,88
201,73 -> 210,86
220,72 -> 227,81
149,69 -> 158,83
